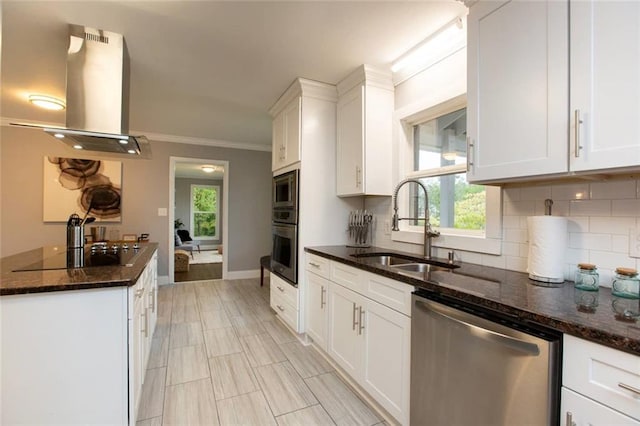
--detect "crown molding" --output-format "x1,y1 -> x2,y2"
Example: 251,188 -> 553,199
337,64 -> 394,96
269,78 -> 337,117
1,117 -> 271,152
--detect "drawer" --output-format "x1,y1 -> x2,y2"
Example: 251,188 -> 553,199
561,387 -> 639,425
305,253 -> 330,279
331,261 -> 365,294
363,271 -> 414,317
563,334 -> 640,420
270,272 -> 298,309
270,290 -> 299,332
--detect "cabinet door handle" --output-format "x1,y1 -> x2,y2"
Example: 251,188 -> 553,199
358,307 -> 365,335
352,302 -> 359,331
355,166 -> 362,187
320,286 -> 326,309
276,305 -> 285,312
574,109 -> 583,158
141,310 -> 147,337
277,286 -> 285,292
467,136 -> 474,171
618,382 -> 640,396
149,289 -> 155,311
565,412 -> 576,426
309,262 -> 320,268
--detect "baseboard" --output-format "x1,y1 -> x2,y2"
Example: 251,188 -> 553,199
226,269 -> 260,279
158,275 -> 170,285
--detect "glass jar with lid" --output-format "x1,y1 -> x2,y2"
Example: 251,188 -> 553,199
574,263 -> 599,291
612,267 -> 640,299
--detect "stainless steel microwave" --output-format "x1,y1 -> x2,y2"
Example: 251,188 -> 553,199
273,169 -> 298,212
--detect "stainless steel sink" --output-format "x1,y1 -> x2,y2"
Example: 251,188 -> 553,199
390,263 -> 452,273
351,252 -> 458,274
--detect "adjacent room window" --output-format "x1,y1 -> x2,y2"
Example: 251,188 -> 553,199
409,106 -> 486,234
190,184 -> 219,239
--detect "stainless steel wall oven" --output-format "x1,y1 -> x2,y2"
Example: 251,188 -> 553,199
271,170 -> 299,285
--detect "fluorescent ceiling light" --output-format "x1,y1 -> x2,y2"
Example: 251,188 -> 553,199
392,16 -> 466,81
28,94 -> 66,111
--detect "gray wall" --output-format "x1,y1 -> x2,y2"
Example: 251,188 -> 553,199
0,126 -> 272,276
175,177 -> 224,245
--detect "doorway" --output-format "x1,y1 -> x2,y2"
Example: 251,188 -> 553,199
169,157 -> 229,282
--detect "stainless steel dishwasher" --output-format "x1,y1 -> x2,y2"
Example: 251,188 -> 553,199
411,290 -> 561,426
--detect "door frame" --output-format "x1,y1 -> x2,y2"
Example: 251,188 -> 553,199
169,156 -> 229,281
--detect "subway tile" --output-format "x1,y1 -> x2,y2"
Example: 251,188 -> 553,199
518,243 -> 529,258
588,250 -> 633,271
612,235 -> 630,254
504,228 -> 528,244
589,216 -> 636,235
502,242 -> 520,257
551,183 -> 590,200
534,199 -> 569,216
565,248 -> 589,265
505,256 -> 527,272
502,187 -> 521,202
612,199 -> 640,216
568,233 -> 611,251
590,180 -> 637,200
569,200 -> 611,217
504,200 -> 535,216
520,185 -> 552,200
502,215 -> 521,229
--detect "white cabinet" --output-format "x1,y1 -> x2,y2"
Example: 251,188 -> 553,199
562,388 -> 639,426
270,272 -> 299,332
305,270 -> 329,350
467,0 -> 568,183
336,65 -> 394,196
324,259 -> 413,425
570,1 -> 640,172
562,334 -> 640,424
468,0 -> 640,183
271,96 -> 301,171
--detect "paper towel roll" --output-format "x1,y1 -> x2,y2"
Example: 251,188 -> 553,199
527,216 -> 567,283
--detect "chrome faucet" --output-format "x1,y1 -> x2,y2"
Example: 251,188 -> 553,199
392,178 -> 440,259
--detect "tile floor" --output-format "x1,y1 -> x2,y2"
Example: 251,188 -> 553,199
137,278 -> 386,426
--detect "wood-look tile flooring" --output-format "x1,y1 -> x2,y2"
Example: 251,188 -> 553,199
137,278 -> 385,426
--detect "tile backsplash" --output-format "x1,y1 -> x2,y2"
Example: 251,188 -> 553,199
367,178 -> 640,288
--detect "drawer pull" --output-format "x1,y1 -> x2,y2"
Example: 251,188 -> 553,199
277,286 -> 285,292
618,382 -> 640,396
309,262 -> 320,268
135,288 -> 144,298
565,412 -> 576,426
358,307 -> 365,335
276,305 -> 285,312
320,286 -> 326,309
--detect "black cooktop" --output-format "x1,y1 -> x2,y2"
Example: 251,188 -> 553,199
13,244 -> 146,272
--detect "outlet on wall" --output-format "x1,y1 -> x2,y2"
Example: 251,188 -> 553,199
629,229 -> 640,258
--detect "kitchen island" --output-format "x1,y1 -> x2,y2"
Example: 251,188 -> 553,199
1,243 -> 158,425
306,245 -> 640,355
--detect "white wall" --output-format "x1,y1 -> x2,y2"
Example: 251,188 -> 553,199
368,47 -> 640,287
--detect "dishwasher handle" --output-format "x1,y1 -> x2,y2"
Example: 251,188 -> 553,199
415,298 -> 541,356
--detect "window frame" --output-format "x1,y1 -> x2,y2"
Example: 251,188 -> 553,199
393,94 -> 502,255
190,184 -> 220,240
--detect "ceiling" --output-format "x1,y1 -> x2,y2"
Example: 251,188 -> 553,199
1,1 -> 467,151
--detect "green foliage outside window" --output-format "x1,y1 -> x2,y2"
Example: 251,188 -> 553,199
192,186 -> 218,238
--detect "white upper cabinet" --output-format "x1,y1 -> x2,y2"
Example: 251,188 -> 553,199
468,0 -> 640,183
467,0 -> 569,183
271,96 -> 301,172
570,1 -> 640,172
336,65 -> 394,196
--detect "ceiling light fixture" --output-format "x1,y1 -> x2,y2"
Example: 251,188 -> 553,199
28,94 -> 66,111
201,165 -> 216,173
391,15 -> 466,81
53,133 -> 65,139
73,144 -> 83,150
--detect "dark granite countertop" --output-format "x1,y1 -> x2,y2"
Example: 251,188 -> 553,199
306,245 -> 640,356
0,243 -> 158,296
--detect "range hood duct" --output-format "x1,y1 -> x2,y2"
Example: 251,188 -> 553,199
42,24 -> 151,158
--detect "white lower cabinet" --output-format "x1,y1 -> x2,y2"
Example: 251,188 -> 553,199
270,272 -> 300,332
562,388 -> 639,426
305,270 -> 329,350
316,259 -> 411,425
562,334 -> 640,425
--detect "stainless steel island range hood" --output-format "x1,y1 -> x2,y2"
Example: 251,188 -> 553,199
39,25 -> 151,158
